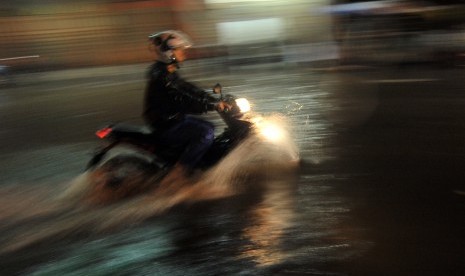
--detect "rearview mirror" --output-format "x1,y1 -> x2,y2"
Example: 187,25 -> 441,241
213,83 -> 222,95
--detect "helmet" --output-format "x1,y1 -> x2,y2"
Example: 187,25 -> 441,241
148,30 -> 193,64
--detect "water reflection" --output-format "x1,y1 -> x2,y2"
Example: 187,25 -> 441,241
239,177 -> 297,267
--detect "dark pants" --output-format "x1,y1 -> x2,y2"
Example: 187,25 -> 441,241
158,116 -> 214,170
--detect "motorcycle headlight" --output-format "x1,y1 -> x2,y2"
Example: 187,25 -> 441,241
235,98 -> 250,113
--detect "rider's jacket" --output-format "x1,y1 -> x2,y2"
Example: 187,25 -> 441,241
143,61 -> 217,130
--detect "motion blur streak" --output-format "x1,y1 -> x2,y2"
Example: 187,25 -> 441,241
2,0 -> 465,72
1,0 -> 465,275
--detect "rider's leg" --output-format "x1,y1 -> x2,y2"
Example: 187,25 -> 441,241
176,117 -> 215,170
158,117 -> 215,191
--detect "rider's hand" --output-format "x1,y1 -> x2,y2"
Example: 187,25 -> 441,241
216,101 -> 232,112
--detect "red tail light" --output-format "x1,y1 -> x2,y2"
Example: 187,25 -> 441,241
96,127 -> 112,139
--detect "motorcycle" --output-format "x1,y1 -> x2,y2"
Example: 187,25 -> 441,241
84,83 -> 289,204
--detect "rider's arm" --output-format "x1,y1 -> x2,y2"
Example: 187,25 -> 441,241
168,75 -> 218,114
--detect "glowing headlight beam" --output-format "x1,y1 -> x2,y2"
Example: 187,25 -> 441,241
259,122 -> 285,143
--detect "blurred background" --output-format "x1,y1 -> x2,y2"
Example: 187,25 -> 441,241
2,2 -> 465,275
2,0 -> 465,74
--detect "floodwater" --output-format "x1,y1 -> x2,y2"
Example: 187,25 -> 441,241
1,63 -> 465,275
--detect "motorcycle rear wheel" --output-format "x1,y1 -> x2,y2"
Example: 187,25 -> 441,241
86,155 -> 165,205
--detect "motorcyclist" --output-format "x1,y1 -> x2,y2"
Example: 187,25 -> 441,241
143,30 -> 229,189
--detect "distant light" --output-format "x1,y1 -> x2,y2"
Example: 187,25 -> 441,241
206,0 -> 277,3
217,18 -> 284,45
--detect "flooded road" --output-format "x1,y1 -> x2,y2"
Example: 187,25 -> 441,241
1,63 -> 465,275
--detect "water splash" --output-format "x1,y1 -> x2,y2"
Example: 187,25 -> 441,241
0,115 -> 299,255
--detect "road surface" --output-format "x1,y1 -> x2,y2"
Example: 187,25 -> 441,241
1,62 -> 465,275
